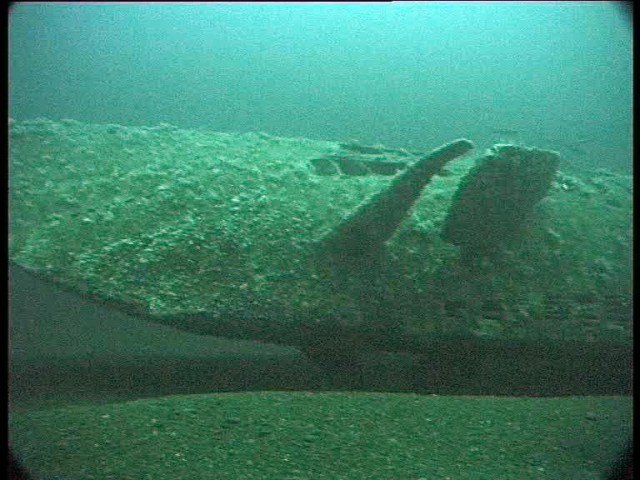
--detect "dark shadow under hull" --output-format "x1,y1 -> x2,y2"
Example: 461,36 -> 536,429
9,265 -> 632,413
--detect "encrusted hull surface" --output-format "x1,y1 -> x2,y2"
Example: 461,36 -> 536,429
10,119 -> 632,349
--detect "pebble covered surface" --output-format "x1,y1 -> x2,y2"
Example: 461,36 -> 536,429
9,119 -> 632,342
10,391 -> 631,480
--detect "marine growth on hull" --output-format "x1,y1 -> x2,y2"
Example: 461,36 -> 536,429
9,119 -> 632,350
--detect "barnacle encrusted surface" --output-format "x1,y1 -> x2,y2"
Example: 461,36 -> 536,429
9,119 -> 632,344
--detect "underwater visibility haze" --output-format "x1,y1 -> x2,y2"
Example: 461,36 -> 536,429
8,3 -> 632,480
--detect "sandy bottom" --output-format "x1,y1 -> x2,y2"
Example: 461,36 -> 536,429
9,391 -> 631,480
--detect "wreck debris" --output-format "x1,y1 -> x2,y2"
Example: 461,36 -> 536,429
310,155 -> 407,177
338,142 -> 415,156
8,120 -> 631,346
322,138 -> 474,258
441,144 -> 560,258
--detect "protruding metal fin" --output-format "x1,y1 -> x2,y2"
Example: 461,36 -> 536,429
322,138 -> 474,258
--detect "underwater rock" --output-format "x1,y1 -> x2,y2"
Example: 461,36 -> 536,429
441,144 -> 560,257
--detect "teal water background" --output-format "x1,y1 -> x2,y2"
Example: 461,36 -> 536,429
9,2 -> 632,172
